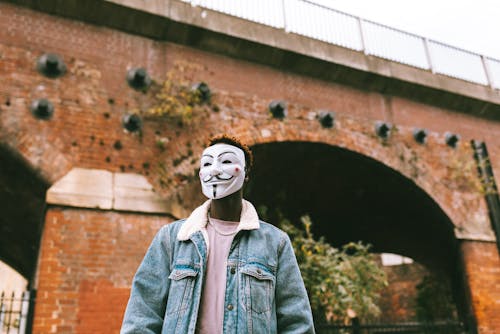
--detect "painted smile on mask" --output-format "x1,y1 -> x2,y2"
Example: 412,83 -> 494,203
202,173 -> 234,183
199,144 -> 246,199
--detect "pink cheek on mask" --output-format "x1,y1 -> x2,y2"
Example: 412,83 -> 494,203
235,167 -> 240,173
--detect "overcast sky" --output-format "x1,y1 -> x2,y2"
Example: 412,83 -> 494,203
311,0 -> 500,60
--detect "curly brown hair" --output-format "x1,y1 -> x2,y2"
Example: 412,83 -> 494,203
207,134 -> 254,174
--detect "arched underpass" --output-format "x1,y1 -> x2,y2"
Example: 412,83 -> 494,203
0,144 -> 48,283
244,141 -> 470,324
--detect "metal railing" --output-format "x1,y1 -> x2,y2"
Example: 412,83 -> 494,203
0,291 -> 34,334
184,0 -> 500,89
316,319 -> 469,334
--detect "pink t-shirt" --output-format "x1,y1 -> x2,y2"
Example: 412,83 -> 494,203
196,217 -> 239,334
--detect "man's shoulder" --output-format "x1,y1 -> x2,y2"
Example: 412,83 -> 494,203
258,220 -> 285,233
253,220 -> 288,242
157,218 -> 187,238
169,218 -> 188,228
246,221 -> 292,256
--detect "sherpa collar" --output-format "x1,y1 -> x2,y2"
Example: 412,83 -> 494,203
177,199 -> 260,241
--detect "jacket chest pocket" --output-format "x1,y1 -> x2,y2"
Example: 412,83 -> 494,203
241,264 -> 275,314
166,265 -> 199,316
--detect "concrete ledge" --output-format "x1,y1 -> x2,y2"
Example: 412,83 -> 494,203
454,211 -> 497,242
113,172 -> 169,213
47,168 -> 113,210
455,230 -> 496,243
104,0 -> 168,15
46,168 -> 169,214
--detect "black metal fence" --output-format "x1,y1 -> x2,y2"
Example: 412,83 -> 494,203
0,291 -> 34,334
317,319 -> 469,334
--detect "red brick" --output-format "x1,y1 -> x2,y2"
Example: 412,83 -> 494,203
0,2 -> 499,333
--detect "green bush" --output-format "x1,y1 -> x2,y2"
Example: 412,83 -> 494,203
259,207 -> 387,324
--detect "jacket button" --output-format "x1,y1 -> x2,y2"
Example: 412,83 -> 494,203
256,269 -> 262,275
227,304 -> 234,311
230,268 -> 236,274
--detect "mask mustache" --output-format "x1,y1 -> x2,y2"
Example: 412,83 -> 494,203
203,174 -> 234,183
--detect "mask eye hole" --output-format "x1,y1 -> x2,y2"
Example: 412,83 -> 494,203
202,162 -> 211,167
222,160 -> 232,164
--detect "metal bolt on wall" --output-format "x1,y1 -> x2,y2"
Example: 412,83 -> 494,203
192,82 -> 211,103
30,99 -> 54,120
127,68 -> 151,90
375,121 -> 392,139
445,132 -> 460,148
269,100 -> 287,119
122,114 -> 143,132
317,111 -> 335,128
37,53 -> 66,78
413,128 -> 428,144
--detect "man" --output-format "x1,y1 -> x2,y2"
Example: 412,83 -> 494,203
121,134 -> 315,333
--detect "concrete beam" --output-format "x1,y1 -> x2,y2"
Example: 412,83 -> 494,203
113,172 -> 169,213
47,168 -> 113,210
46,168 -> 171,214
455,229 -> 496,243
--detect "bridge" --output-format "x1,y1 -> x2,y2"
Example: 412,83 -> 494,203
0,0 -> 499,332
185,0 -> 500,89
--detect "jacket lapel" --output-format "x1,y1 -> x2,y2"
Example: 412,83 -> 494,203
177,199 -> 260,241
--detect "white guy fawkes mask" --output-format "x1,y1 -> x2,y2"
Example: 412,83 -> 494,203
199,143 -> 246,199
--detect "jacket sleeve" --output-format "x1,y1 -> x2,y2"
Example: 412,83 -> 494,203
120,225 -> 172,334
275,233 -> 316,333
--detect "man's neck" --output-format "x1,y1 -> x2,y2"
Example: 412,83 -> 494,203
209,191 -> 243,222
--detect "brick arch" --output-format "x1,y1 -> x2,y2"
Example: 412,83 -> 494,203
221,118 -> 491,241
167,113 -> 490,241
231,132 -> 475,323
167,122 -> 463,260
243,140 -> 454,262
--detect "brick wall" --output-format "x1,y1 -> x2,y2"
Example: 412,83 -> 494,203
461,241 -> 500,334
0,2 -> 499,333
377,261 -> 428,322
33,208 -> 172,334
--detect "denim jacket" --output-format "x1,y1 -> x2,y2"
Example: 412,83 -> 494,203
121,199 -> 315,334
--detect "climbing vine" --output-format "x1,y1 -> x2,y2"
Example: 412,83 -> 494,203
132,61 -> 214,125
445,143 -> 486,194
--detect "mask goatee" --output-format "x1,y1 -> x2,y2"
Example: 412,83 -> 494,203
213,185 -> 217,198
